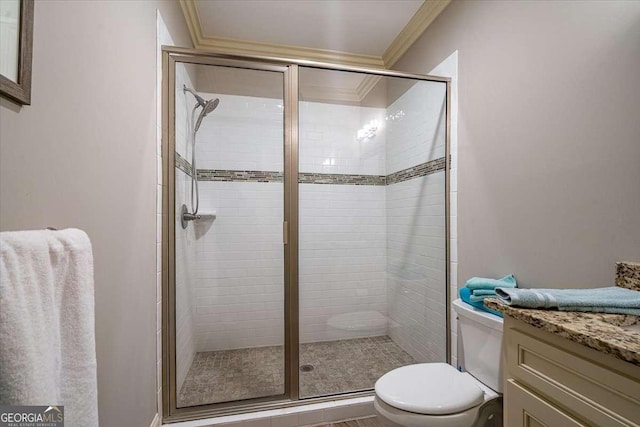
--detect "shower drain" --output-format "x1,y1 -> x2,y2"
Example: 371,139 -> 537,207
300,364 -> 315,373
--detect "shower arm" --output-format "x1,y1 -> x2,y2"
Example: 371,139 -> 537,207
183,85 -> 205,108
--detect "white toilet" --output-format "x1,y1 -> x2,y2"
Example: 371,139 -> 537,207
374,299 -> 504,427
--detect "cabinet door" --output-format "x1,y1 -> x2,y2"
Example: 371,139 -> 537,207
506,380 -> 586,427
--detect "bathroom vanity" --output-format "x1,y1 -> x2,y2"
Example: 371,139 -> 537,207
485,262 -> 640,427
500,313 -> 639,426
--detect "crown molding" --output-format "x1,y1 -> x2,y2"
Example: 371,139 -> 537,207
196,36 -> 385,69
356,75 -> 383,100
179,0 -> 204,47
382,0 -> 452,68
180,0 -> 451,69
179,0 -> 384,69
178,0 -> 451,102
300,85 -> 362,104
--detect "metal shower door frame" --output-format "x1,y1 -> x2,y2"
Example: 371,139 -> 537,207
161,46 -> 451,423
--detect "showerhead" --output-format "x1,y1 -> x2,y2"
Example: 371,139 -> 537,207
194,97 -> 220,132
183,85 -> 220,132
203,97 -> 220,115
183,85 -> 206,108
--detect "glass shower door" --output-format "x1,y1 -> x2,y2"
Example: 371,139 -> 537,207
297,66 -> 448,398
164,49 -> 451,421
173,61 -> 287,407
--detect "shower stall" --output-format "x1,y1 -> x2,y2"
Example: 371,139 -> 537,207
162,47 -> 450,421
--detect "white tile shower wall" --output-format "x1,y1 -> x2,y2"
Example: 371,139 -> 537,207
385,81 -> 448,363
299,184 -> 387,343
298,101 -> 388,343
175,169 -> 198,390
299,102 -> 386,175
194,181 -> 285,352
191,96 -> 389,348
428,51 -> 459,369
187,91 -> 285,352
174,62 -> 198,391
195,94 -> 284,172
175,64 -> 196,163
385,82 -> 447,174
386,174 -> 446,362
181,87 -> 448,352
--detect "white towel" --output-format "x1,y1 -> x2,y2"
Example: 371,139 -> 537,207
0,229 -> 98,427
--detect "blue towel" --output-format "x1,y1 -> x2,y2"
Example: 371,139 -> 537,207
459,287 -> 503,318
495,286 -> 640,315
466,274 -> 517,290
463,275 -> 517,303
469,289 -> 498,302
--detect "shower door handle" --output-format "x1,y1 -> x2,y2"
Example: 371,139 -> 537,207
283,221 -> 289,245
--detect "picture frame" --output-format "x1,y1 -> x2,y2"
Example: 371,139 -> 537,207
0,0 -> 34,105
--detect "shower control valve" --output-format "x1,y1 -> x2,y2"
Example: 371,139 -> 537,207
180,204 -> 200,229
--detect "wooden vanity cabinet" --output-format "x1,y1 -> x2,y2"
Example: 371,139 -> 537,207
503,317 -> 640,427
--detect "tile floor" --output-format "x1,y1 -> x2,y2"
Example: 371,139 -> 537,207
318,416 -> 383,427
178,336 -> 415,407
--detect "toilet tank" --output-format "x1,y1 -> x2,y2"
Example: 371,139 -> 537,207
452,299 -> 504,393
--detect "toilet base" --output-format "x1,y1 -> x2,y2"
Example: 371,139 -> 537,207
374,396 -> 481,427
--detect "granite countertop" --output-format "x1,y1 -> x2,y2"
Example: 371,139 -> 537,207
617,261 -> 640,290
485,298 -> 640,366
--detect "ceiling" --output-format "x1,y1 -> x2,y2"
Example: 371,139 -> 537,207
196,0 -> 422,57
180,0 -> 452,69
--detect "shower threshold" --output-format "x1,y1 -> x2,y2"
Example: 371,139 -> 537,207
177,335 -> 415,407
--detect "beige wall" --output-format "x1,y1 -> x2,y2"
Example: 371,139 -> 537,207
0,1 -> 191,426
394,0 -> 640,288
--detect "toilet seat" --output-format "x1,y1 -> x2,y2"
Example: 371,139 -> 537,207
375,363 -> 485,415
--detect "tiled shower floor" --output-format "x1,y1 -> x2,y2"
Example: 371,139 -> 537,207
178,336 -> 415,407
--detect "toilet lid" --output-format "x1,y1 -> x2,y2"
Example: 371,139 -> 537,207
375,363 -> 485,415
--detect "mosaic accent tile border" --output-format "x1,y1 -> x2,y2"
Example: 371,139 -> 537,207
175,152 -> 193,177
299,172 -> 386,186
386,157 -> 446,185
175,152 -> 445,186
198,169 -> 283,183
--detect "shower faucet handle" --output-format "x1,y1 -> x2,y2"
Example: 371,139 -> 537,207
183,212 -> 201,221
180,204 -> 200,229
